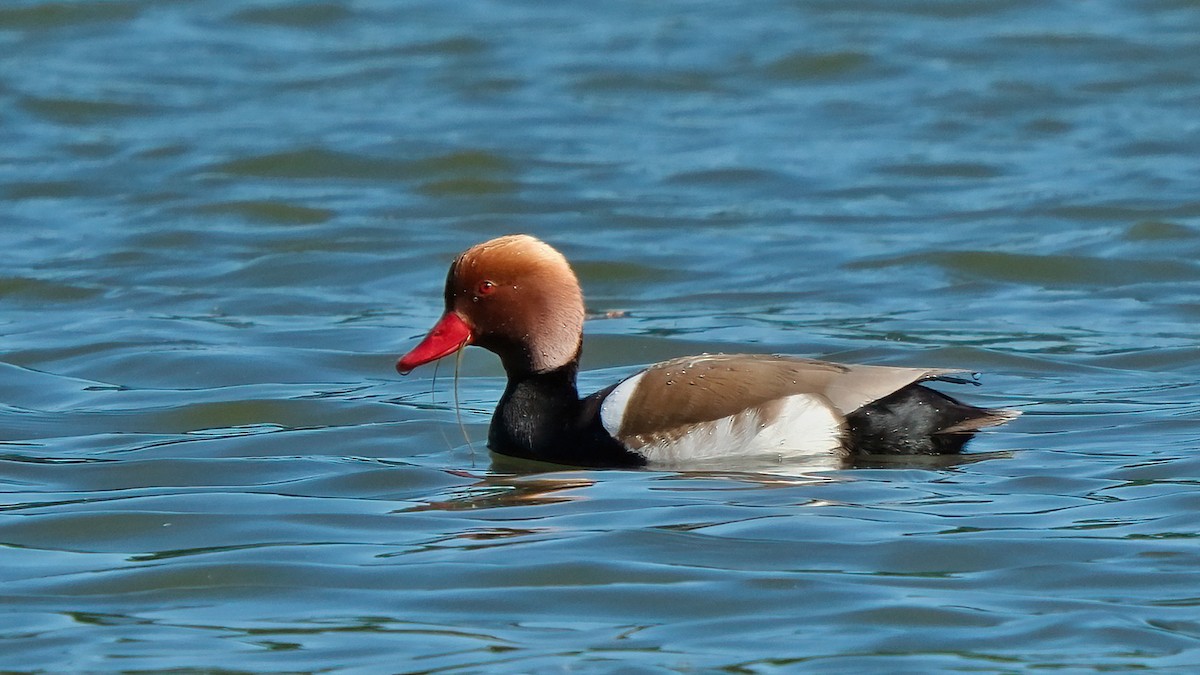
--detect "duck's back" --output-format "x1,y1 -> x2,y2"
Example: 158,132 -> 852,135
596,353 -> 1015,461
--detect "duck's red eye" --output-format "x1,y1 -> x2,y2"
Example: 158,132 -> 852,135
476,280 -> 497,296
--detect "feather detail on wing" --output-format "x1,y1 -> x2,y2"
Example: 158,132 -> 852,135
600,353 -> 967,441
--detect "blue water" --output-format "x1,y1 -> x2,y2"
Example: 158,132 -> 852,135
3,0 -> 1200,672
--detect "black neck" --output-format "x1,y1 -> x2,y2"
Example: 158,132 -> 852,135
488,363 -> 641,467
489,363 -> 580,461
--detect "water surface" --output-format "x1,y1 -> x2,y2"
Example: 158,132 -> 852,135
3,0 -> 1200,672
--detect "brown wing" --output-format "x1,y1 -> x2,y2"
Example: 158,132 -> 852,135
615,353 -> 968,439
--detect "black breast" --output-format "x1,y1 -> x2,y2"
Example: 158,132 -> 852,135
488,368 -> 643,467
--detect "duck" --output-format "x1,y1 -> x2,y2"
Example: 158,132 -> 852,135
397,234 -> 1019,468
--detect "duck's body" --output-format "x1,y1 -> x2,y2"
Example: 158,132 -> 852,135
397,235 -> 1017,468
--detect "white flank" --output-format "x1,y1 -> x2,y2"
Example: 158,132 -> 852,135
630,394 -> 844,464
599,370 -> 645,438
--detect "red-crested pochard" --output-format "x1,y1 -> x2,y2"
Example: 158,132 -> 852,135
397,235 -> 1018,468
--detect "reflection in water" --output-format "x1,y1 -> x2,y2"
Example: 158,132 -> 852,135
403,456 -> 850,518
401,470 -> 597,512
404,445 -> 1019,516
404,460 -> 846,516
850,449 -> 1014,470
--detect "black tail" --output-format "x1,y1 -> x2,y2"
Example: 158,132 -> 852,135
844,384 -> 1018,456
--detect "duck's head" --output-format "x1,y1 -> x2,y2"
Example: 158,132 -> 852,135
397,235 -> 586,377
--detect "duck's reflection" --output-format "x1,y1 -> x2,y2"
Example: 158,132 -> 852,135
403,446 -> 1011,515
849,449 -> 1012,469
400,466 -> 595,512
